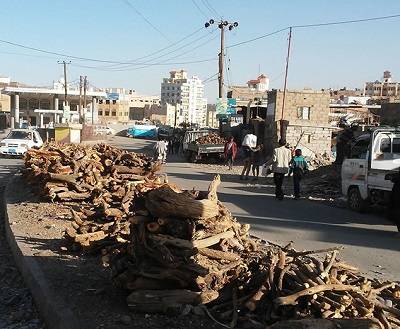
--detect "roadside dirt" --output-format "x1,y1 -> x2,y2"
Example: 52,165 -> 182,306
0,174 -> 44,329
6,176 -> 222,329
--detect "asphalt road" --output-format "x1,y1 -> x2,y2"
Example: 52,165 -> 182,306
109,136 -> 400,281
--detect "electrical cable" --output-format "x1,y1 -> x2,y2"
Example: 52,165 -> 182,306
72,32 -> 219,71
121,0 -> 171,42
226,13 -> 400,49
201,0 -> 219,18
191,0 -> 209,19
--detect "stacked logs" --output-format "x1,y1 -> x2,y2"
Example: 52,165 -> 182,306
196,133 -> 226,145
24,143 -> 160,202
23,144 -> 400,327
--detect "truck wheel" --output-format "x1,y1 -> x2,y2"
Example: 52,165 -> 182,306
348,187 -> 367,213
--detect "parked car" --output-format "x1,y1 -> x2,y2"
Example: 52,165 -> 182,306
0,129 -> 43,156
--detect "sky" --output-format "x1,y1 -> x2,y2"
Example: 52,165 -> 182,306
0,0 -> 399,102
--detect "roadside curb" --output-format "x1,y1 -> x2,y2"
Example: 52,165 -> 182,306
3,176 -> 80,329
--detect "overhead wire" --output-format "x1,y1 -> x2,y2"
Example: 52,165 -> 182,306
191,0 -> 210,19
71,31 -> 219,71
201,0 -> 219,18
121,0 -> 171,42
226,13 -> 400,49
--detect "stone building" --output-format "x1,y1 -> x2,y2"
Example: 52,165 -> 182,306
263,89 -> 333,158
363,71 -> 399,102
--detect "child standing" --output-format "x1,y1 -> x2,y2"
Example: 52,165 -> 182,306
289,149 -> 308,199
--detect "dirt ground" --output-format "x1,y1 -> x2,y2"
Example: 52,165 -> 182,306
0,176 -> 44,329
6,176 -> 223,329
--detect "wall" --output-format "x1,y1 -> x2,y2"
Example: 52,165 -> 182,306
264,89 -> 332,157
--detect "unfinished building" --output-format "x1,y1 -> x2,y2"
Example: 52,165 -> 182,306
263,89 -> 333,159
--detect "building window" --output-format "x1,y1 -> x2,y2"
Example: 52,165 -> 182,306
105,111 -> 110,116
112,100 -> 117,104
99,110 -> 103,116
106,100 -> 110,104
297,106 -> 310,120
112,111 -> 116,116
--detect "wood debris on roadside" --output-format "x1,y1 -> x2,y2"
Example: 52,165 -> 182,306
195,133 -> 226,145
23,143 -> 400,328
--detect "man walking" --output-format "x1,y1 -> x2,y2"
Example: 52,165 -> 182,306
224,136 -> 237,170
240,130 -> 257,180
272,139 -> 292,200
289,149 -> 309,199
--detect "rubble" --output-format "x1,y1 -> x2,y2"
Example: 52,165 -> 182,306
195,133 -> 226,145
23,143 -> 400,328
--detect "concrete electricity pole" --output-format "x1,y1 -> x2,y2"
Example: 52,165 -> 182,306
205,19 -> 238,99
57,60 -> 71,106
280,27 -> 292,141
79,76 -> 83,123
83,76 -> 88,122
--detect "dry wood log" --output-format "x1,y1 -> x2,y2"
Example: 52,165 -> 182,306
149,231 -> 235,249
145,186 -> 219,219
197,247 -> 239,261
74,231 -> 107,247
274,284 -> 361,306
127,289 -> 219,313
57,191 -> 91,200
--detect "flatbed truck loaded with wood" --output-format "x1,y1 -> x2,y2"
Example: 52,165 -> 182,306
183,130 -> 226,163
341,127 -> 400,212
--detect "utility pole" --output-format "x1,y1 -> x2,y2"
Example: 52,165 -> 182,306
83,76 -> 87,123
205,19 -> 238,99
79,76 -> 83,123
57,61 -> 71,106
280,27 -> 292,141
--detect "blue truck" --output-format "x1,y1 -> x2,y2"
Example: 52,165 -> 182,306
127,124 -> 158,139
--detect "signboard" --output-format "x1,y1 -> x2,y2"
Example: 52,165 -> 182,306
216,98 -> 237,116
266,102 -> 275,117
216,98 -> 228,115
106,92 -> 119,100
227,98 -> 237,115
63,105 -> 70,121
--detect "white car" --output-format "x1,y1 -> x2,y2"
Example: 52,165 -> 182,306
0,129 -> 44,156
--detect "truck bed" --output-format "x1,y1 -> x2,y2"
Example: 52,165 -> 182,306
187,143 -> 225,154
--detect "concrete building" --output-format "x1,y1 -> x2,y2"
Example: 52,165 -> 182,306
364,71 -> 399,100
263,89 -> 333,158
97,88 -> 159,123
2,79 -> 106,128
160,70 -> 207,126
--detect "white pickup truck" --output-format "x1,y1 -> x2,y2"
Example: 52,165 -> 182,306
341,128 -> 400,211
0,129 -> 43,156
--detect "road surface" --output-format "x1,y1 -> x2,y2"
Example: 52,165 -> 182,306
109,136 -> 400,281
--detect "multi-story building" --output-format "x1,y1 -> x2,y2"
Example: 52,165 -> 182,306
97,88 -> 159,123
160,70 -> 207,126
364,71 -> 399,100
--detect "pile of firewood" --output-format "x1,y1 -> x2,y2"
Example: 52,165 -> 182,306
23,144 -> 400,328
24,143 -> 161,202
196,133 -> 226,145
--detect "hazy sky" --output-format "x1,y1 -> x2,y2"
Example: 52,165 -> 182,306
0,0 -> 399,102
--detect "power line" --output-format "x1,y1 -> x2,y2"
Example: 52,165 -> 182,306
226,13 -> 400,49
201,0 -> 219,18
292,13 -> 400,28
226,27 -> 288,49
72,32 -> 219,71
121,0 -> 171,42
71,57 -> 217,72
191,0 -> 209,19
203,72 -> 218,83
102,26 -> 205,68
